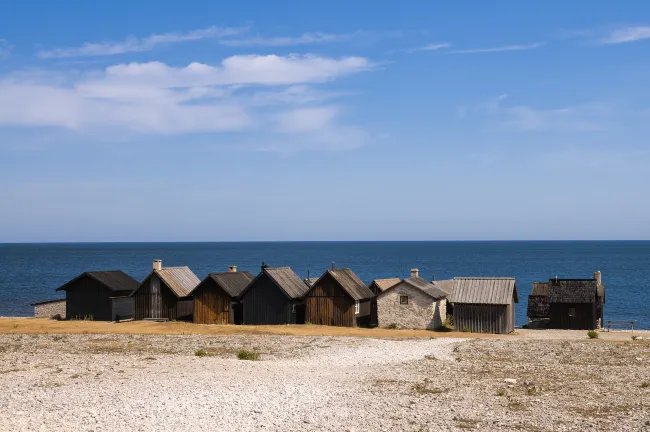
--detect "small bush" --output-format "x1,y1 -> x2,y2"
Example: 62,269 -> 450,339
195,348 -> 208,357
237,349 -> 260,361
386,323 -> 399,329
305,321 -> 312,325
462,327 -> 471,333
587,331 -> 599,339
641,382 -> 649,389
496,389 -> 506,397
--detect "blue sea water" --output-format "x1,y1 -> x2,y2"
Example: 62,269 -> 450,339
0,241 -> 648,329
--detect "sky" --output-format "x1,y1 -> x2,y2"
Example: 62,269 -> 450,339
1,1 -> 650,242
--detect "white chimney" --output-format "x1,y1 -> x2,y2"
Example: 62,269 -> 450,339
228,265 -> 237,273
153,259 -> 162,271
410,268 -> 419,279
594,270 -> 602,286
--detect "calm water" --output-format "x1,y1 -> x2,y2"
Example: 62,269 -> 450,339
0,241 -> 648,328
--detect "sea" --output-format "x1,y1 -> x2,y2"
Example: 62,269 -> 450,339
0,241 -> 648,329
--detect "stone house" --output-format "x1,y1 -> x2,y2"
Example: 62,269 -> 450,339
32,298 -> 66,319
376,269 -> 453,330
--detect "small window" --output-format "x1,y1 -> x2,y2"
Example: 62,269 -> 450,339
354,301 -> 360,315
291,304 -> 296,313
400,295 -> 409,305
568,307 -> 576,317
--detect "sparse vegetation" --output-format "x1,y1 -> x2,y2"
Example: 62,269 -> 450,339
237,349 -> 260,361
435,318 -> 454,332
587,330 -> 599,339
12,324 -> 18,329
641,382 -> 649,389
462,327 -> 471,333
195,348 -> 208,357
386,323 -> 399,329
304,321 -> 312,325
497,389 -> 506,396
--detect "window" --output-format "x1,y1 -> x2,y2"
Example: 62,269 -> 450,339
568,307 -> 576,317
400,295 -> 409,305
291,304 -> 296,313
354,301 -> 360,315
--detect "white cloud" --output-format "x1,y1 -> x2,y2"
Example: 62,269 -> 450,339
600,25 -> 650,44
0,54 -> 372,151
451,42 -> 545,54
37,26 -> 247,58
219,31 -> 356,47
408,42 -> 452,53
0,39 -> 12,57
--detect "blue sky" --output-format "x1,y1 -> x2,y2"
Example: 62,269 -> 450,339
1,1 -> 650,242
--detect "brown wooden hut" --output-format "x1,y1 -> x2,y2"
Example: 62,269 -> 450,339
368,278 -> 401,296
448,277 -> 518,334
304,268 -> 374,327
55,270 -> 139,321
190,267 -> 253,325
239,266 -> 309,325
131,260 -> 199,321
547,272 -> 605,330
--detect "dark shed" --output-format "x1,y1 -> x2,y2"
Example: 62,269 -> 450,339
304,268 -> 374,327
527,282 -> 551,322
449,277 -> 518,334
131,260 -> 199,321
191,269 -> 253,325
239,266 -> 309,325
55,271 -> 139,321
547,272 -> 604,330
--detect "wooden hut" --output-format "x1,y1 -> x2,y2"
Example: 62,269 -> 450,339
527,282 -> 551,324
547,271 -> 605,330
304,268 -> 374,327
376,269 -> 453,330
55,270 -> 139,321
131,260 -> 199,321
191,267 -> 253,325
448,277 -> 518,334
368,278 -> 401,296
239,266 -> 309,325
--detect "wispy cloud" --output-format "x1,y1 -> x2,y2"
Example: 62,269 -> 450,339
600,25 -> 650,44
451,42 -> 545,54
37,26 -> 247,59
408,42 -> 452,53
0,39 -> 12,57
219,31 -> 356,47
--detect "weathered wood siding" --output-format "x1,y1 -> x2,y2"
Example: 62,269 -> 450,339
193,279 -> 231,324
549,303 -> 596,330
65,275 -> 131,321
453,303 -> 514,334
241,274 -> 298,325
305,273 -> 357,327
133,274 -> 193,321
110,296 -> 134,321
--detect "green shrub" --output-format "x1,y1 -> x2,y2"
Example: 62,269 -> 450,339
462,327 -> 471,333
237,350 -> 260,361
195,348 -> 208,357
305,321 -> 312,325
587,331 -> 599,339
496,389 -> 506,397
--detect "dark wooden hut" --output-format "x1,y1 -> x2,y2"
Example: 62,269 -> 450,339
547,272 -> 605,330
526,282 -> 551,323
55,271 -> 139,321
368,278 -> 401,296
239,266 -> 309,325
131,260 -> 199,321
304,268 -> 374,327
191,268 -> 253,325
448,277 -> 518,334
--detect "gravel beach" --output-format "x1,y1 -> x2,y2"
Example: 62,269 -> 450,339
1,331 -> 649,431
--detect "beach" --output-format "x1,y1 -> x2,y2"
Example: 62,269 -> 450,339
1,319 -> 649,431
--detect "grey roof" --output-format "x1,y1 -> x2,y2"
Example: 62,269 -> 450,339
449,277 -> 518,305
203,271 -> 254,298
315,268 -> 374,301
31,298 -> 66,306
155,267 -> 200,298
370,278 -> 401,292
264,267 -> 310,299
531,282 -> 550,296
303,278 -> 318,287
56,271 -> 139,293
548,279 -> 598,304
404,277 -> 451,300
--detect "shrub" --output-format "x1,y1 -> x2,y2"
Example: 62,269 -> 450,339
237,349 -> 260,361
305,321 -> 312,325
587,331 -> 599,339
462,327 -> 471,333
195,348 -> 208,357
496,389 -> 506,397
641,382 -> 649,389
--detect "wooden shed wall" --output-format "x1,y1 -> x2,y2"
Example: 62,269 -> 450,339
241,274 -> 297,325
193,279 -> 231,325
110,296 -> 134,321
133,274 -> 193,321
549,303 -> 596,330
65,276 -> 131,321
305,273 -> 357,327
453,303 -> 514,334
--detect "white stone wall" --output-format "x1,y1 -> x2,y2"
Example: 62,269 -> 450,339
377,282 -> 446,329
34,300 -> 66,319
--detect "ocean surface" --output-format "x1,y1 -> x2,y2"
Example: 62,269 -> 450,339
0,241 -> 648,329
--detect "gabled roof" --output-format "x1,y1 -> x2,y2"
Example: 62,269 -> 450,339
378,277 -> 452,301
312,268 -> 374,301
531,282 -> 550,296
370,278 -> 401,292
31,298 -> 66,306
240,267 -> 309,300
56,271 -> 139,293
548,279 -> 598,304
449,277 -> 518,305
134,267 -> 200,298
191,271 -> 253,298
303,278 -> 318,287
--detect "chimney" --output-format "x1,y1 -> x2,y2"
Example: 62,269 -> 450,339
332,262 -> 335,270
410,268 -> 419,279
594,270 -> 602,286
261,262 -> 268,271
228,265 -> 237,273
153,259 -> 162,271
432,274 -> 436,282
